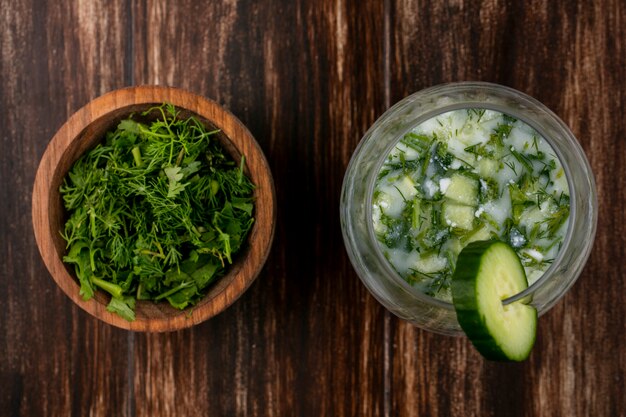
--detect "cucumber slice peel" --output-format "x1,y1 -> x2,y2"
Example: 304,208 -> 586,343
452,240 -> 537,361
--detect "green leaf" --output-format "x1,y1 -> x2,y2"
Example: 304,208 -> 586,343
118,119 -> 142,134
164,166 -> 187,198
181,161 -> 201,177
164,268 -> 192,286
63,241 -> 94,300
191,261 -> 220,288
231,197 -> 254,216
166,285 -> 199,310
106,296 -> 136,321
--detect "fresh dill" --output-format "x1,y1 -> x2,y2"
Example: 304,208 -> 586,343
60,104 -> 255,321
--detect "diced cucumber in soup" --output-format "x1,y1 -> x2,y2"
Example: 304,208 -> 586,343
442,203 -> 475,231
372,109 -> 570,301
443,173 -> 479,206
415,254 -> 448,274
462,224 -> 493,245
477,158 -> 498,178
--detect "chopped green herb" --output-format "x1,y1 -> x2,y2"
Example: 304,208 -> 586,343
60,103 -> 255,321
464,142 -> 494,159
509,148 -> 534,173
467,108 -> 486,122
543,206 -> 570,237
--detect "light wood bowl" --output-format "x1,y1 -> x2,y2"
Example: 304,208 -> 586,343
32,86 -> 276,332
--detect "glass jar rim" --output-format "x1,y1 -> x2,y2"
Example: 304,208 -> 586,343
359,81 -> 595,311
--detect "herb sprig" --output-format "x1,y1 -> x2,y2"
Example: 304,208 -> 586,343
60,104 -> 255,321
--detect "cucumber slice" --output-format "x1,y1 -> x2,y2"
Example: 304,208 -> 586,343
451,240 -> 537,361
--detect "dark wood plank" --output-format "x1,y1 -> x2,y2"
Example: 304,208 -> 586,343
2,0 -> 625,415
0,1 -> 132,416
131,0 -> 387,415
389,1 -> 626,416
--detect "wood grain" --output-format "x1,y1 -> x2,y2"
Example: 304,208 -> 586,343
132,0 -> 387,415
389,1 -> 626,416
1,0 -> 625,416
0,0 -> 132,416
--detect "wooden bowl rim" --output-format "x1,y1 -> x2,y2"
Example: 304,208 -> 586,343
32,85 -> 276,332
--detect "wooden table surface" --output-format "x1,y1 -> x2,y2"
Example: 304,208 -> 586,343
1,0 -> 625,416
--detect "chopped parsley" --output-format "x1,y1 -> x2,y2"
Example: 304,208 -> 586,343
60,104 -> 255,321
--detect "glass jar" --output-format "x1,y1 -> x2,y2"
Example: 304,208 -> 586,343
340,82 -> 597,336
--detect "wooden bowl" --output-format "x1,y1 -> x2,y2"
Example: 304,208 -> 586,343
32,86 -> 276,332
